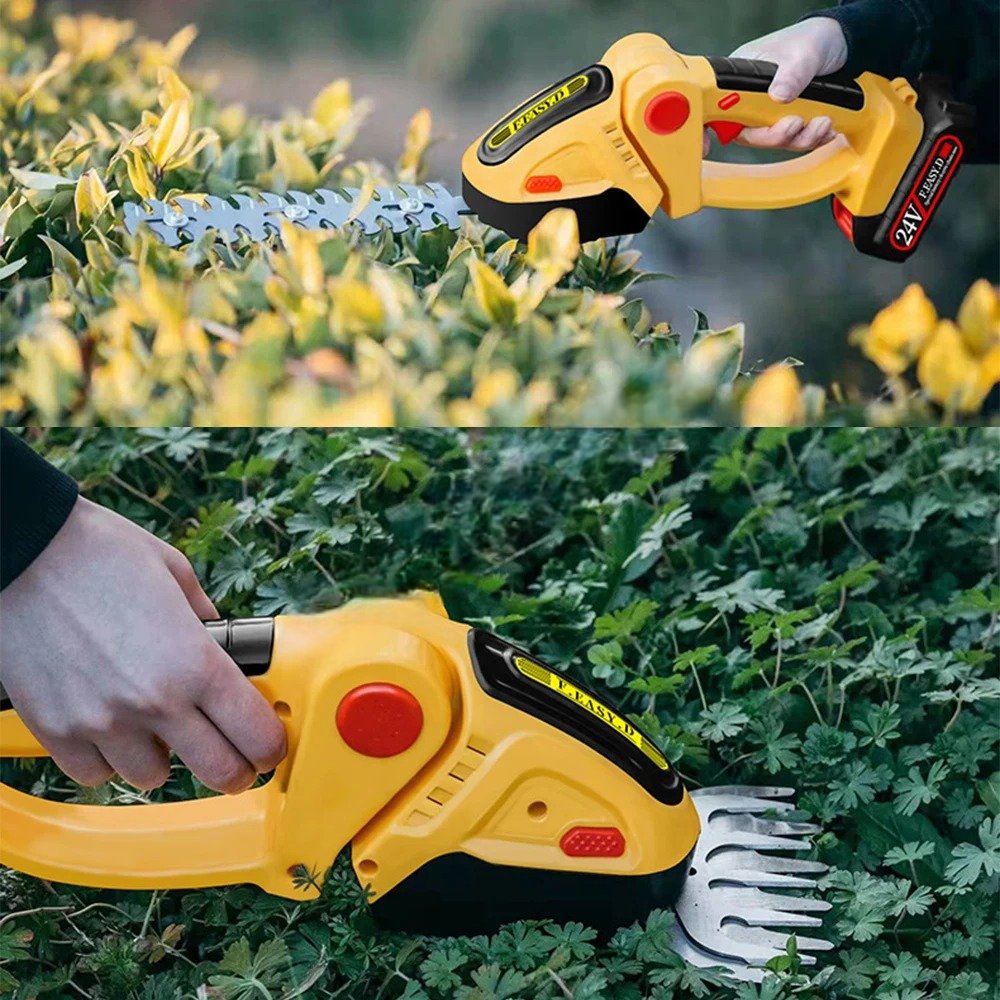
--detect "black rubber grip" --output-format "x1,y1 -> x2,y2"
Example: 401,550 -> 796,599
204,617 -> 275,676
708,56 -> 865,111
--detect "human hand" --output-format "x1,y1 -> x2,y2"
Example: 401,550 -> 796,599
712,18 -> 849,153
0,498 -> 286,793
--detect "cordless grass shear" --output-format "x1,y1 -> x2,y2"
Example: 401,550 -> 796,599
0,594 -> 831,981
127,34 -> 973,262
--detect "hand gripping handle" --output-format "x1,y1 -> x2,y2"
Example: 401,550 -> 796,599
605,33 -> 924,221
697,57 -> 923,215
0,605 -> 457,898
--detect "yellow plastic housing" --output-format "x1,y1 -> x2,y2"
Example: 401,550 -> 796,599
0,594 -> 700,905
462,33 -> 922,223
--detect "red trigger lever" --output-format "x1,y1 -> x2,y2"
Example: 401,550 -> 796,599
707,121 -> 745,145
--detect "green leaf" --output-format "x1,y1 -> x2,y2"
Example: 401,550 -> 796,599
945,816 -> 1000,886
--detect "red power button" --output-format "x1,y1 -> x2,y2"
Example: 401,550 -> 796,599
644,92 -> 690,135
336,684 -> 423,758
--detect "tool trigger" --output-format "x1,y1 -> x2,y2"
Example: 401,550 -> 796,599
707,120 -> 744,145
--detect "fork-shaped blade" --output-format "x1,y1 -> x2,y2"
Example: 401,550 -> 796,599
671,786 -> 833,983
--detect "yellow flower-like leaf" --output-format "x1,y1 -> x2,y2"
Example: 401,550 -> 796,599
917,320 -> 996,413
473,368 -> 519,410
684,324 -> 746,386
73,169 -> 114,228
468,258 -> 517,327
15,51 -> 71,115
325,390 -> 394,427
53,13 -> 134,63
957,279 -> 1000,356
311,79 -> 353,133
856,283 -> 937,375
216,104 -> 248,141
332,280 -> 385,336
271,136 -> 319,190
398,108 -> 433,183
137,24 -> 197,71
5,0 -> 35,22
742,365 -> 806,427
124,149 -> 156,201
14,312 -> 83,423
149,99 -> 192,170
525,208 -> 580,287
157,67 -> 192,110
280,222 -> 325,297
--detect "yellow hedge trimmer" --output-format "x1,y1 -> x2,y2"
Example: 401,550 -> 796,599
0,594 -> 831,982
125,34 -> 972,261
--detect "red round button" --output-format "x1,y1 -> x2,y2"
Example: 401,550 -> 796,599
644,92 -> 690,135
336,684 -> 423,758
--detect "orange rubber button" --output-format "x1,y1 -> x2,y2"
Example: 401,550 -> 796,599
336,683 -> 423,758
526,174 -> 563,194
718,92 -> 741,111
644,92 -> 690,135
560,826 -> 626,858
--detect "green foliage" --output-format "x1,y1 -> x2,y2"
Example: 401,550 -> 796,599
2,427 -> 998,998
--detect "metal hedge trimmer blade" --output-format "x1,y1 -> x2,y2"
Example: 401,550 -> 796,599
671,786 -> 832,983
122,183 -> 473,248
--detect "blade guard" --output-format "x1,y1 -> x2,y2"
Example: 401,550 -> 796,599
0,593 -> 700,926
461,32 -> 933,251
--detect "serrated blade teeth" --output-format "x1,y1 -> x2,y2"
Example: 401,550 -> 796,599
694,785 -> 797,799
124,183 -> 473,247
709,813 -> 822,838
711,830 -> 813,853
672,785 -> 832,983
691,791 -> 795,818
714,851 -> 828,876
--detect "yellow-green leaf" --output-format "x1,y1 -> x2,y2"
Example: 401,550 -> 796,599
525,208 -> 580,287
398,107 -> 432,183
148,99 -> 192,169
74,168 -> 113,228
468,258 -> 516,327
742,365 -> 806,426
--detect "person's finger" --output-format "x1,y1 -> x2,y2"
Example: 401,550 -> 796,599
157,708 -> 257,794
162,546 -> 218,621
95,732 -> 172,790
46,738 -> 115,787
196,649 -> 287,775
736,116 -> 806,149
769,56 -> 820,103
785,116 -> 835,151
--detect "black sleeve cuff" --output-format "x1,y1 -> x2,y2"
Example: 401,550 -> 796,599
803,2 -> 922,80
1,430 -> 79,590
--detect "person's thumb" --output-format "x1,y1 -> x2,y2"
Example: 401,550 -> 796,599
768,55 -> 819,104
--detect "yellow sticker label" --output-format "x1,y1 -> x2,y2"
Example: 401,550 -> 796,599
513,656 -> 669,770
487,74 -> 590,151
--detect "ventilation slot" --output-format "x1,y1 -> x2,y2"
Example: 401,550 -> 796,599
603,121 -> 651,179
406,742 -> 491,826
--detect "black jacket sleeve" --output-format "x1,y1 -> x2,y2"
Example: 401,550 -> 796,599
804,0 -> 999,162
0,430 -> 79,590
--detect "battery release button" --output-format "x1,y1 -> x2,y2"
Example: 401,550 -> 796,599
560,826 -> 626,857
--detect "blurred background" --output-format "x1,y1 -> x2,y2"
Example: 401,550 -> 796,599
47,0 -> 999,386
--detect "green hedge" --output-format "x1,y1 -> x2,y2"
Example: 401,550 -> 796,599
3,427 -> 997,999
